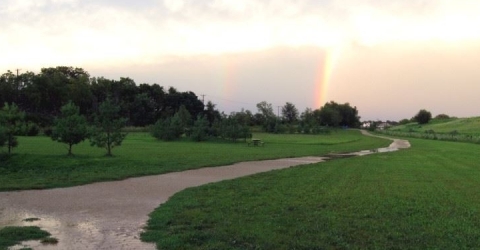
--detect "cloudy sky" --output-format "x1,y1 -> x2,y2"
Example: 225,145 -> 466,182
2,0 -> 480,120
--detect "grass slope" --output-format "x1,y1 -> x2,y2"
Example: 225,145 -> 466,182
0,130 -> 389,191
391,117 -> 480,135
142,138 -> 480,249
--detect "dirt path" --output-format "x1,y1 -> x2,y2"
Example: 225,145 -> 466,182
0,132 -> 409,250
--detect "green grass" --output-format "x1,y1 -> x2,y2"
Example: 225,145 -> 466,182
0,226 -> 50,250
391,117 -> 480,135
0,130 -> 390,191
141,138 -> 480,249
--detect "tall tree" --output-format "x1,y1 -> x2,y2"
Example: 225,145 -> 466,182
281,102 -> 299,124
256,101 -> 277,132
51,101 -> 88,156
202,101 -> 221,126
0,103 -> 24,154
90,98 -> 127,156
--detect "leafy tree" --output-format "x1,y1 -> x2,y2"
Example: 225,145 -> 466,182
151,115 -> 184,141
256,101 -> 277,132
190,115 -> 209,142
51,101 -> 88,155
281,102 -> 299,124
399,118 -> 410,125
0,103 -> 24,154
202,101 -> 221,126
176,105 -> 192,129
435,114 -> 450,120
414,109 -> 432,124
318,104 -> 341,127
90,98 -> 127,156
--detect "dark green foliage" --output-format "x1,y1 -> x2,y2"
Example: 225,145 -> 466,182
414,109 -> 432,124
218,116 -> 251,142
281,102 -> 299,124
202,101 -> 222,126
0,226 -> 50,249
256,101 -> 278,132
0,103 -> 24,154
190,115 -> 209,141
51,101 -> 88,155
0,126 -> 6,149
318,101 -> 360,127
17,122 -> 40,136
90,98 -> 127,156
151,116 -> 183,141
435,113 -> 450,119
398,118 -> 410,125
151,107 -> 190,141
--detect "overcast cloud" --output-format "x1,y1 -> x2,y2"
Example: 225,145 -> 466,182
2,0 -> 480,120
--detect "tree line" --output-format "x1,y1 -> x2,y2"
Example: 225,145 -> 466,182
0,66 -> 361,155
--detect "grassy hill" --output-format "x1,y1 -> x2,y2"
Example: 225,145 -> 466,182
389,117 -> 480,135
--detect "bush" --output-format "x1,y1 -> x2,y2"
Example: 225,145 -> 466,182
414,109 -> 432,124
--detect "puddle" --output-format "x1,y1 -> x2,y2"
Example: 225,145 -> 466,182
327,137 -> 409,158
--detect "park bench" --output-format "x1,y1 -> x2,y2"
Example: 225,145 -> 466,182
248,138 -> 264,146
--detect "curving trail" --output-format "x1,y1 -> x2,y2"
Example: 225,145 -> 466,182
0,131 -> 409,250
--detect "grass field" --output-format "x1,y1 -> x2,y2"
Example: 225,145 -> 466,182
390,117 -> 480,135
0,130 -> 390,191
141,138 -> 480,249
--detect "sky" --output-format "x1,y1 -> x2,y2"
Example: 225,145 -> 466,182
2,0 -> 480,121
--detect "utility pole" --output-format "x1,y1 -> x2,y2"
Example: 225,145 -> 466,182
200,94 -> 205,104
15,69 -> 21,94
277,106 -> 281,118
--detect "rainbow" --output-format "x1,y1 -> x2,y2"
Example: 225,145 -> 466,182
314,48 -> 340,108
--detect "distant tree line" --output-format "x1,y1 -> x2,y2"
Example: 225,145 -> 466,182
0,66 -> 205,127
0,66 -> 362,155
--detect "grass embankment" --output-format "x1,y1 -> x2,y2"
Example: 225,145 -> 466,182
0,130 -> 389,191
382,117 -> 480,143
390,117 -> 480,135
142,138 -> 480,249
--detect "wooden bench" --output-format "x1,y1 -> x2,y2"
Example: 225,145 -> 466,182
248,139 -> 264,146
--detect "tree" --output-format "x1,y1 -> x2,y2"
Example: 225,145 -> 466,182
256,101 -> 277,132
90,98 -> 127,156
190,115 -> 209,142
151,107 -> 191,141
0,126 -> 7,149
51,101 -> 88,155
414,109 -> 432,124
202,101 -> 221,126
281,102 -> 299,124
0,103 -> 24,154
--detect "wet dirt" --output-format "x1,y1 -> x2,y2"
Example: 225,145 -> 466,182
0,131 -> 409,249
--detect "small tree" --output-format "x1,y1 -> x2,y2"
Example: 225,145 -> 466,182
0,103 -> 24,154
190,115 -> 209,142
414,109 -> 432,124
90,98 -> 127,156
51,101 -> 88,155
151,108 -> 189,141
151,116 -> 184,141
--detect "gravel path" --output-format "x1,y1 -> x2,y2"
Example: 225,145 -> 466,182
0,132 -> 409,249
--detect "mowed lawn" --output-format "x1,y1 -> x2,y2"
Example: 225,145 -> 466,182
0,130 -> 389,191
142,138 -> 480,249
